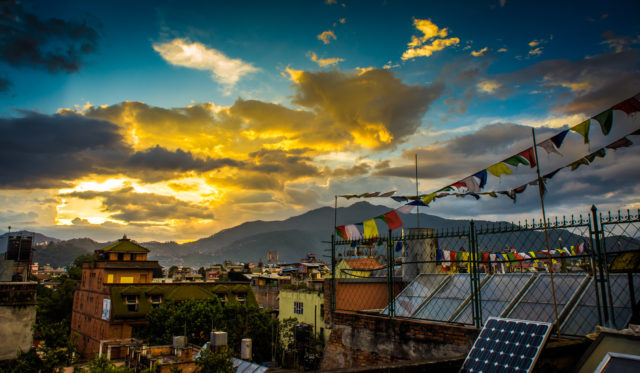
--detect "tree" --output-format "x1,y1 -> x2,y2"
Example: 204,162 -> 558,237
195,348 -> 234,373
76,356 -> 133,373
197,266 -> 207,279
168,265 -> 179,278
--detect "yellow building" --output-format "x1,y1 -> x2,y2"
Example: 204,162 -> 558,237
334,258 -> 382,279
278,288 -> 325,339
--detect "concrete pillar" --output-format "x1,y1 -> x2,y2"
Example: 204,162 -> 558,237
107,345 -> 112,360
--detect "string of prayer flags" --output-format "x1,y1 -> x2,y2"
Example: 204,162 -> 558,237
339,191 -> 396,199
504,147 -> 537,168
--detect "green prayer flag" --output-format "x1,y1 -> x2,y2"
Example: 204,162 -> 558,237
593,110 -> 613,136
585,148 -> 606,163
570,158 -> 590,171
571,119 -> 591,144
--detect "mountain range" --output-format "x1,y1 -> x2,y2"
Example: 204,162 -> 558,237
0,202 -> 636,268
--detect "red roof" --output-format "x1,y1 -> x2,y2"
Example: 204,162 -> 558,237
342,258 -> 382,270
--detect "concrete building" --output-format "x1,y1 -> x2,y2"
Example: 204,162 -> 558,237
0,281 -> 37,361
279,283 -> 325,339
71,236 -> 257,359
334,257 -> 382,279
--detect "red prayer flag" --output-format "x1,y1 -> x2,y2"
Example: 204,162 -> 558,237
383,210 -> 403,230
450,251 -> 457,262
517,148 -> 537,168
612,98 -> 640,115
336,226 -> 348,240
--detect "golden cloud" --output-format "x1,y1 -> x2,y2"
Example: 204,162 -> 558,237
309,52 -> 344,67
471,47 -> 488,57
317,30 -> 337,45
402,19 -> 460,60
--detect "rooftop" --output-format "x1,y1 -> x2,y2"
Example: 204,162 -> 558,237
98,235 -> 150,254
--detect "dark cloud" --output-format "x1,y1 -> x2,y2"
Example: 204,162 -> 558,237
498,50 -> 640,114
281,187 -> 319,207
601,30 -> 640,53
0,0 -> 100,73
128,145 -> 242,172
0,75 -> 10,92
63,186 -> 212,223
247,148 -> 319,178
327,163 -> 371,177
0,111 -> 127,188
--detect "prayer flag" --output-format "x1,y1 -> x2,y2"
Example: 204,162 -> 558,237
379,191 -> 396,197
513,184 -> 527,194
571,119 -> 591,144
487,162 -> 512,177
395,241 -> 403,252
364,192 -> 380,198
612,97 -> 640,115
606,137 -> 633,150
436,249 -> 444,262
336,226 -> 348,240
443,250 -> 451,262
593,110 -> 613,136
577,242 -> 585,254
585,148 -> 606,163
396,204 -> 415,214
538,139 -> 562,156
421,193 -> 437,205
462,176 -> 481,193
551,130 -> 569,149
392,196 -> 409,202
345,224 -> 362,240
363,219 -> 379,238
383,210 -> 403,230
450,251 -> 457,262
518,148 -> 537,168
570,157 -> 590,171
543,168 -> 562,180
474,170 -> 488,189
408,199 -> 427,206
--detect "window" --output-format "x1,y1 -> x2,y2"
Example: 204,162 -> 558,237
118,253 -> 124,261
150,295 -> 162,308
294,301 -> 303,315
237,293 -> 247,303
124,295 -> 138,312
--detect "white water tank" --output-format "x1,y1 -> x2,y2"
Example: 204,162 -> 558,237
211,331 -> 228,347
241,338 -> 252,360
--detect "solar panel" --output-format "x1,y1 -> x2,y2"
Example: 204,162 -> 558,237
460,317 -> 552,373
506,273 -> 587,324
454,273 -> 534,324
381,273 -> 448,316
413,273 -> 487,322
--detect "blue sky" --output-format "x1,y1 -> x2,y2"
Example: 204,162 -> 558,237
1,0 -> 639,242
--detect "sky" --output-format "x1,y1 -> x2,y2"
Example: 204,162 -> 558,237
1,0 -> 639,243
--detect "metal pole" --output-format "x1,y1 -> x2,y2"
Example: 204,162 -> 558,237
531,128 -> 561,336
387,229 -> 394,318
599,211 -> 616,326
416,154 -> 420,228
591,205 -> 610,326
331,234 -> 336,327
589,220 -> 603,326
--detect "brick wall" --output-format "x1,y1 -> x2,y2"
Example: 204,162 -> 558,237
321,311 -> 479,371
323,279 -> 406,324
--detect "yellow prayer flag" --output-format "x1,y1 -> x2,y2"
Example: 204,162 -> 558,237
487,163 -> 512,177
363,219 -> 379,238
421,193 -> 437,205
571,119 -> 590,144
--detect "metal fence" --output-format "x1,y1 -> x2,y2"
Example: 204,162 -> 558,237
329,205 -> 640,337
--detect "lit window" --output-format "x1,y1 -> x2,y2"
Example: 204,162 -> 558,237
124,295 -> 138,312
294,301 -> 303,315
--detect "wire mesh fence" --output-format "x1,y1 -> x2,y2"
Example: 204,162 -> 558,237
330,205 -> 640,337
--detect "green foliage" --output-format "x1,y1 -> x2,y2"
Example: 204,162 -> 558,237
76,356 -> 133,373
0,349 -> 46,373
195,348 -> 234,373
278,317 -> 298,351
141,299 -> 277,363
168,265 -> 179,278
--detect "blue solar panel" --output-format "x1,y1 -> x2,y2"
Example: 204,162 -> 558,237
460,317 -> 552,373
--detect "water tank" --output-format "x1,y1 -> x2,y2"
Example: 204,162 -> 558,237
211,331 -> 228,347
403,228 -> 438,282
240,338 -> 252,360
173,336 -> 186,349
